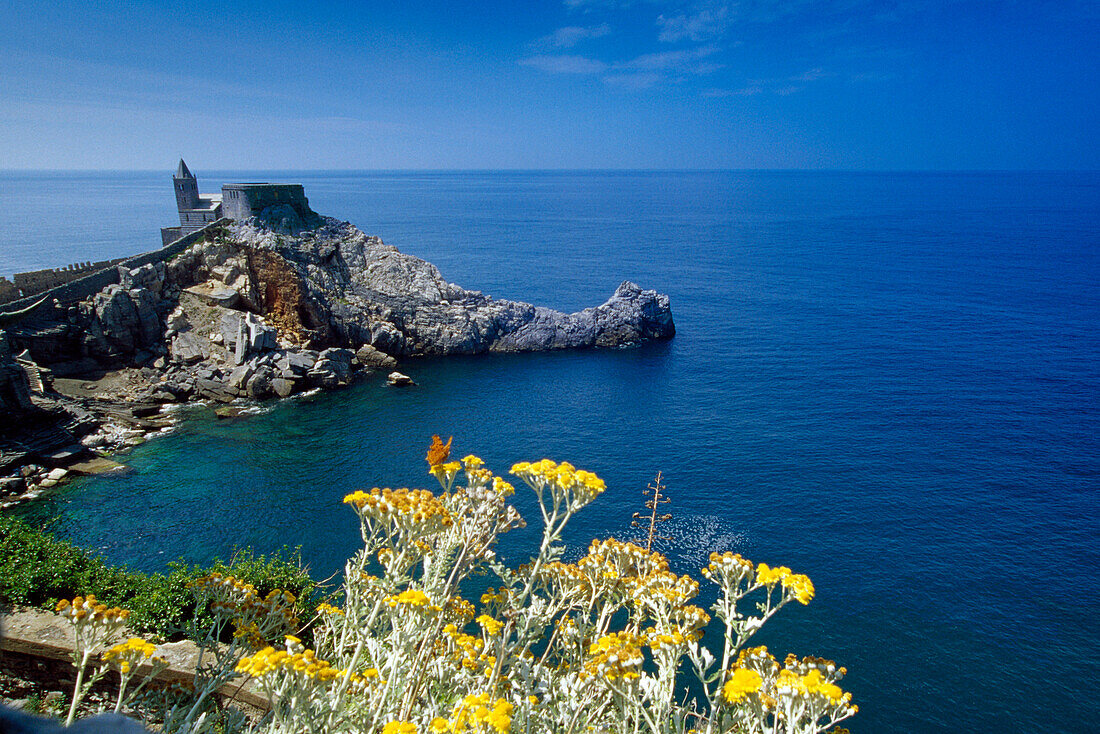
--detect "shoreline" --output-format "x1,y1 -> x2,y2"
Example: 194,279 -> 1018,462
0,214 -> 673,510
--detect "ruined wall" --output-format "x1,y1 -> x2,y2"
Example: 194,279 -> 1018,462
0,220 -> 230,317
11,259 -> 128,298
0,278 -> 20,305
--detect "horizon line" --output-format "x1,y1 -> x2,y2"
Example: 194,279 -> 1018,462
2,167 -> 1097,175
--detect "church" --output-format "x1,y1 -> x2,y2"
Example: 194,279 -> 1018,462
161,160 -> 317,245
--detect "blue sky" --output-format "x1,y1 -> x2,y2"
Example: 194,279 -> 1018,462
0,0 -> 1096,169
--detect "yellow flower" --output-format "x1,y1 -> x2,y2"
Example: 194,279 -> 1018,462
582,632 -> 646,682
317,602 -> 344,616
430,718 -> 450,733
722,667 -> 763,703
383,722 -> 418,734
451,693 -> 512,734
386,589 -> 432,608
477,614 -> 504,636
778,573 -> 813,604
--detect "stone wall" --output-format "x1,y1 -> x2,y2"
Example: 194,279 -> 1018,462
221,184 -> 315,222
0,277 -> 20,305
10,259 -> 128,300
0,220 -> 230,318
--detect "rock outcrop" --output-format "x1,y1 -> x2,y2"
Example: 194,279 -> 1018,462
0,212 -> 674,489
219,217 -> 674,356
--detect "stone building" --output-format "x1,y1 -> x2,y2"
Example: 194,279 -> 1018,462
161,160 -> 317,245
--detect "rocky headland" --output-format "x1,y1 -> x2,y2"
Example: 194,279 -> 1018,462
0,213 -> 674,504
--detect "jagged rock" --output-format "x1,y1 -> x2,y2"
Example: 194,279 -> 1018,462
226,217 -> 673,355
227,362 -> 256,391
221,312 -> 277,364
387,371 -> 415,387
246,368 -> 275,399
194,377 -> 236,402
119,262 -> 165,294
210,263 -> 243,286
355,344 -> 397,370
318,347 -> 353,364
166,306 -> 189,333
271,377 -> 295,398
277,350 -> 316,375
184,282 -> 240,308
151,378 -> 193,402
308,358 -> 350,388
257,204 -> 306,234
0,476 -> 25,495
170,331 -> 207,364
0,333 -> 34,414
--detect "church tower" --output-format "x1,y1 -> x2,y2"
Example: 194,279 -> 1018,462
173,158 -> 200,218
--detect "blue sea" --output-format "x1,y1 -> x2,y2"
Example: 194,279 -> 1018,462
3,170 -> 1099,732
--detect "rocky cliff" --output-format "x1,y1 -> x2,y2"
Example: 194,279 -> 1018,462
6,214 -> 673,405
0,211 -> 674,503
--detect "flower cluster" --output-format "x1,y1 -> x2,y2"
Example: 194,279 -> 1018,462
442,623 -> 499,677
103,637 -> 161,674
55,595 -> 130,626
236,638 -> 376,690
52,444 -> 855,734
435,692 -> 513,734
722,667 -> 764,703
702,551 -> 755,586
582,632 -> 647,682
188,573 -> 299,648
510,459 -> 606,509
344,487 -> 453,537
756,563 -> 815,605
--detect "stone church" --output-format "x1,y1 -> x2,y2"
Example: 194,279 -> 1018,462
161,160 -> 317,245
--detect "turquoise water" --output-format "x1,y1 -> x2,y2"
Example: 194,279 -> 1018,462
4,170 -> 1099,732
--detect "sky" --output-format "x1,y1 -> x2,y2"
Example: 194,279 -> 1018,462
0,0 -> 1096,170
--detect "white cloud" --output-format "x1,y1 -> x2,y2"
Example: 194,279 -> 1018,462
603,72 -> 665,89
615,45 -> 722,73
518,54 -> 609,74
657,5 -> 733,43
535,24 -> 612,49
790,67 -> 829,82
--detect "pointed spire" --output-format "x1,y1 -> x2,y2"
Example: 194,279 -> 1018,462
175,158 -> 194,179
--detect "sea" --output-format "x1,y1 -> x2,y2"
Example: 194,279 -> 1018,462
2,170 -> 1098,733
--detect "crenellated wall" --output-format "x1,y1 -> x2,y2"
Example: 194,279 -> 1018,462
0,277 -> 20,305
11,259 -> 129,298
0,220 -> 230,318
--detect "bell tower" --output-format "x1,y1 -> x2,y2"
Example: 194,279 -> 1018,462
173,158 -> 200,218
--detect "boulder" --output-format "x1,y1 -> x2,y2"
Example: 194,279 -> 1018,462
387,371 -> 415,387
245,368 -> 275,399
118,262 -> 165,294
355,344 -> 397,371
170,332 -> 207,364
227,362 -> 256,391
277,350 -> 316,375
184,282 -> 240,309
271,377 -> 295,398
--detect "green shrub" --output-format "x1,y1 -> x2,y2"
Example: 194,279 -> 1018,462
0,516 -> 317,641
